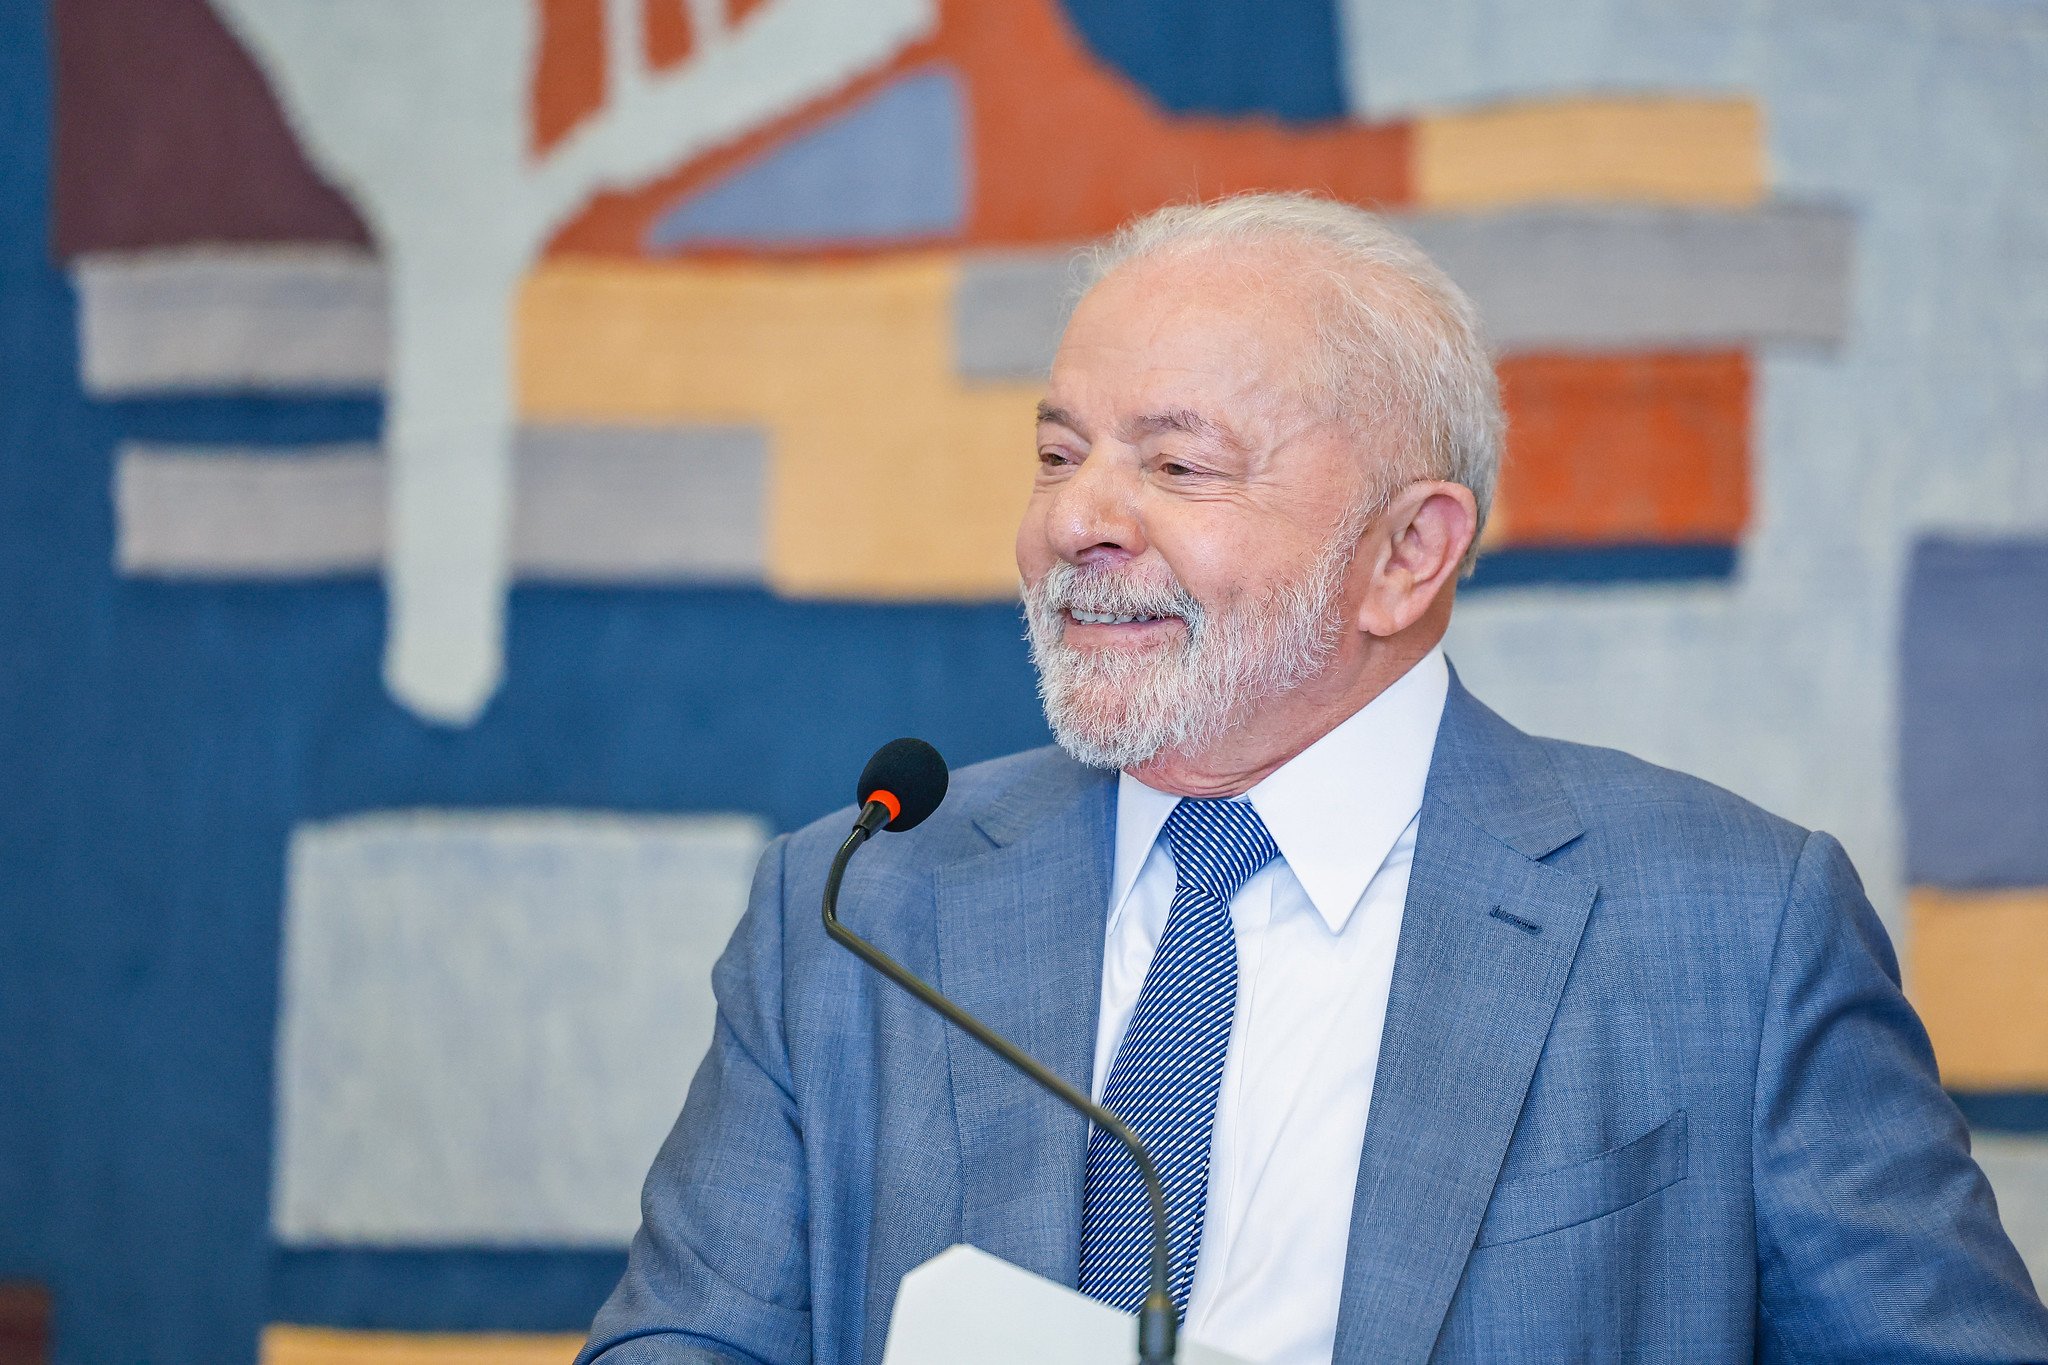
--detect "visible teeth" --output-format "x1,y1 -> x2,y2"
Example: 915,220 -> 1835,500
1071,609 -> 1159,625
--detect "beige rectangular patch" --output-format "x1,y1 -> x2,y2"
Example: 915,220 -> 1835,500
1414,96 -> 1764,210
261,1327 -> 583,1365
518,256 -> 1039,599
1908,886 -> 2048,1090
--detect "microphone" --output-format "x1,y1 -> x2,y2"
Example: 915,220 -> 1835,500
824,739 -> 1178,1365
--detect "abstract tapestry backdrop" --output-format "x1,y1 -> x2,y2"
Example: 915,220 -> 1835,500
2,0 -> 2043,1360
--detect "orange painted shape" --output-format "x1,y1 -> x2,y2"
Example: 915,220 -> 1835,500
532,0 -> 608,156
644,0 -> 693,72
546,0 -> 1411,257
952,0 -> 1410,246
1493,351 -> 1751,546
728,0 -> 771,26
1908,886 -> 2048,1091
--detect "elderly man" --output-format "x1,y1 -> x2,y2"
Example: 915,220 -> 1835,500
579,194 -> 2048,1364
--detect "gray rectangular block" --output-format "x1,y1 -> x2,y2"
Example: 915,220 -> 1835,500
513,424 -> 768,582
115,443 -> 386,577
953,250 -> 1087,383
272,809 -> 767,1245
1403,203 -> 1857,351
115,425 -> 770,583
75,248 -> 386,394
952,203 -> 1857,380
1974,1134 -> 2048,1292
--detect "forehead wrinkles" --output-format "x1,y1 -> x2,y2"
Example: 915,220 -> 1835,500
1051,271 -> 1326,448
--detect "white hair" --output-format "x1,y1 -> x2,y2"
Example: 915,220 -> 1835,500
1080,192 -> 1504,573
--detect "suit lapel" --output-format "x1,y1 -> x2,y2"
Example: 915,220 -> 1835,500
1331,676 -> 1598,1363
935,758 -> 1116,1285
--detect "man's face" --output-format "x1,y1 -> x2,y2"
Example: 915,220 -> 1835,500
1018,245 -> 1380,770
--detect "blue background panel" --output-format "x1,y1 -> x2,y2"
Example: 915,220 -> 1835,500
1953,1094 -> 2048,1137
1465,545 -> 1738,592
270,1249 -> 629,1333
1056,0 -> 1350,120
101,394 -> 384,448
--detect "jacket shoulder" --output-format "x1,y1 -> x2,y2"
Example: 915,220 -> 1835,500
1528,730 -> 1815,898
1437,675 -> 1814,883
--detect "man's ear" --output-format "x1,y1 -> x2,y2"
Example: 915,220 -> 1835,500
1355,481 -> 1478,638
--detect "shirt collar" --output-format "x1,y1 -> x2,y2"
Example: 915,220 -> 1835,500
1110,772 -> 1181,926
1110,646 -> 1451,935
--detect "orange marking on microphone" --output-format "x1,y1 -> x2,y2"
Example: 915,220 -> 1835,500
869,789 -> 902,824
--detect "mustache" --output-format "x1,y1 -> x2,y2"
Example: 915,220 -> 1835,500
1029,561 -> 1203,623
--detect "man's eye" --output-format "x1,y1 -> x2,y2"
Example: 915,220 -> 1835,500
1159,461 -> 1194,477
1038,448 -> 1073,467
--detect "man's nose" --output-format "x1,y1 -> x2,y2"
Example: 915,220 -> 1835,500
1047,449 -> 1146,566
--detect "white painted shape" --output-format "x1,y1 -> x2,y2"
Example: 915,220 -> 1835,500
75,247 -> 384,394
209,0 -> 553,725
1976,1134 -> 2048,1288
884,1245 -> 1252,1365
273,809 -> 768,1245
526,0 -> 941,229
606,0 -> 650,104
208,0 -> 936,724
1354,0 -> 2048,941
378,253 -> 521,726
686,0 -> 730,51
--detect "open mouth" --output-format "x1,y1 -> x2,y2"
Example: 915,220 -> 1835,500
1067,608 -> 1171,626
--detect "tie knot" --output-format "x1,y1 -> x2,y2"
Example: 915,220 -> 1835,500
1162,798 -> 1279,905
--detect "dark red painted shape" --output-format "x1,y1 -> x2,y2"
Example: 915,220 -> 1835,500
0,1282 -> 50,1365
50,0 -> 368,259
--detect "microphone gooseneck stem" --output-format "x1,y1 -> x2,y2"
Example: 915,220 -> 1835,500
825,802 -> 1178,1365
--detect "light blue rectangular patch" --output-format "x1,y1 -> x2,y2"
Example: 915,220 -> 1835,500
272,809 -> 768,1246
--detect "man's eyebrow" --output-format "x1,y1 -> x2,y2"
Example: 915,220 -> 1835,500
1034,403 -> 1246,452
1124,408 -> 1245,451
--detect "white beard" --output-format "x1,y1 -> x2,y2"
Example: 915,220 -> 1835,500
1022,529 -> 1358,771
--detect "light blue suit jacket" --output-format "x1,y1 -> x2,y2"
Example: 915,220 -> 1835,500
581,674 -> 2048,1363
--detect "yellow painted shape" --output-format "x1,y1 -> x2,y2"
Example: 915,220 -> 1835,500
1908,886 -> 2048,1090
1414,96 -> 1765,209
518,255 -> 1039,600
261,1326 -> 583,1365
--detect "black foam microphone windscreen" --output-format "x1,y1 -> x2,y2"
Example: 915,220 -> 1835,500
856,738 -> 950,832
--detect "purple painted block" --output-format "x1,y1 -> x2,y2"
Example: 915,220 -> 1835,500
1900,537 -> 2048,888
646,66 -> 967,252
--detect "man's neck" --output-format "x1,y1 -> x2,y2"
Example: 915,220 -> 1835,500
1124,633 -> 1442,798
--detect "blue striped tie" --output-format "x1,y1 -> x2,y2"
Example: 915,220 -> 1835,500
1078,797 -> 1280,1317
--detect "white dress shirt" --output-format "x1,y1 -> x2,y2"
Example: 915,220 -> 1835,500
1092,647 -> 1450,1365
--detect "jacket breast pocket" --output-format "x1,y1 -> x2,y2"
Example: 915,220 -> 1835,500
1473,1109 -> 1689,1249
